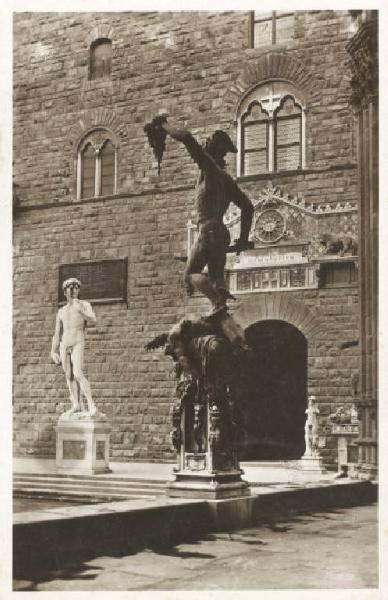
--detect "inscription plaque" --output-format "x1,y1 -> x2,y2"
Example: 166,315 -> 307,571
58,258 -> 127,305
63,440 -> 86,460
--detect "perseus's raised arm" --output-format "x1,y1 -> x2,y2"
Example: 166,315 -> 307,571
145,116 -> 217,172
162,122 -> 217,172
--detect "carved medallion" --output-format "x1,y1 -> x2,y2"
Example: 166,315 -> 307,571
254,209 -> 286,244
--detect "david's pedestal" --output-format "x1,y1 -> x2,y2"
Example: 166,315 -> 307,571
56,412 -> 111,475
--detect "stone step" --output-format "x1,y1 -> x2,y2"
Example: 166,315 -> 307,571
241,461 -> 301,469
13,473 -> 168,500
13,485 -> 153,501
13,480 -> 165,497
14,472 -> 167,486
14,474 -> 166,490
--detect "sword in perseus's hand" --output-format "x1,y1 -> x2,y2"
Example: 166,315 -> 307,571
144,115 -> 168,175
227,239 -> 255,256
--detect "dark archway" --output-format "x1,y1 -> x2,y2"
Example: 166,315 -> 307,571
239,320 -> 307,461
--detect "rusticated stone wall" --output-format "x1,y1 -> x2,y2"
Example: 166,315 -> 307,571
14,10 -> 357,208
13,11 -> 360,464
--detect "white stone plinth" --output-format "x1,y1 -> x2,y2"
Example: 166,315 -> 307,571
299,454 -> 326,472
331,425 -> 359,472
56,413 -> 111,475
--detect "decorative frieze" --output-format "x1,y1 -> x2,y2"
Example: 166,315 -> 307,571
224,184 -> 357,228
229,264 -> 317,294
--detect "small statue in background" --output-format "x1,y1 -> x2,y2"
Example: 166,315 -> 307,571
51,278 -> 98,417
304,396 -> 320,457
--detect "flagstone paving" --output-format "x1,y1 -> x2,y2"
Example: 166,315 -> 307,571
13,503 -> 377,591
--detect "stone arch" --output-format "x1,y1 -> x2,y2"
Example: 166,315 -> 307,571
86,24 -> 116,47
233,293 -> 322,340
225,52 -> 321,117
66,108 -> 127,152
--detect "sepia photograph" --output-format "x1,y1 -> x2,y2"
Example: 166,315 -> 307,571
1,2 -> 385,597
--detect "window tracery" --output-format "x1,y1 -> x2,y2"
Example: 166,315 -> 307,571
237,82 -> 305,176
77,129 -> 117,199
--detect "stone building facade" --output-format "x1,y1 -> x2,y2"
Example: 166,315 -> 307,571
13,11 -> 374,468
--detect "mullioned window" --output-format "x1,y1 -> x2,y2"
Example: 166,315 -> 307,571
77,129 -> 117,199
237,81 -> 305,177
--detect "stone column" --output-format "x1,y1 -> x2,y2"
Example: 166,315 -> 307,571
346,11 -> 378,479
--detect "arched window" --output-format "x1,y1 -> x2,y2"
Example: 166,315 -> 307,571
89,38 -> 112,80
77,129 -> 117,199
237,81 -> 306,177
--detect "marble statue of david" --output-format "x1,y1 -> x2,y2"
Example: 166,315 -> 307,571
50,277 -> 97,417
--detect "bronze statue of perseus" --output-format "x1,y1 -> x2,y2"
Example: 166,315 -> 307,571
145,116 -> 254,314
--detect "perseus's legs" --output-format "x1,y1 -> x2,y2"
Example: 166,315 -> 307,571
207,224 -> 236,303
184,235 -> 222,308
61,347 -> 81,413
71,342 -> 97,416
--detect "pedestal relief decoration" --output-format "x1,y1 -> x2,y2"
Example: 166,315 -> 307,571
145,314 -> 250,499
56,413 -> 111,475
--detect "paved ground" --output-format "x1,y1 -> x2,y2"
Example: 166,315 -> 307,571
13,503 -> 377,591
13,496 -> 103,513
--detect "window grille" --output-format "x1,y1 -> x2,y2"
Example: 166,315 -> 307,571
275,96 -> 302,171
81,143 -> 96,198
100,140 -> 115,196
241,103 -> 269,176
